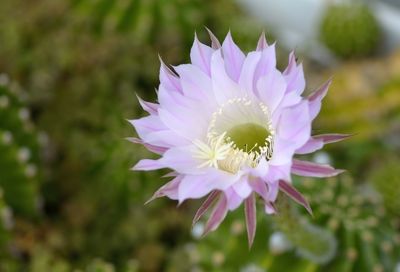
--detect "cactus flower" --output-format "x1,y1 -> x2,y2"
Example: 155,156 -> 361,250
129,31 -> 348,247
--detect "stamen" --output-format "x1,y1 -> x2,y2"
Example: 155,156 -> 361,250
194,97 -> 275,174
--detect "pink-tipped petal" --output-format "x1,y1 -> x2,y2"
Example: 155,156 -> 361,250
222,32 -> 245,82
136,94 -> 159,115
203,194 -> 228,236
145,176 -> 182,204
205,27 -> 221,49
190,33 -> 214,75
279,180 -> 312,215
254,43 -> 276,83
308,78 -> 332,120
283,52 -> 305,96
159,56 -> 182,93
125,137 -> 167,154
192,191 -> 220,226
292,159 -> 345,178
256,31 -> 268,51
296,133 -> 352,155
314,133 -> 352,144
245,193 -> 257,248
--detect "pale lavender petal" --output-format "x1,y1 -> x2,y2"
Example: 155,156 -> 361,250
159,56 -> 182,93
295,137 -> 324,155
136,94 -> 159,115
129,115 -> 166,140
291,159 -> 345,178
158,108 -> 206,140
125,137 -> 167,154
192,191 -> 220,225
254,43 -> 276,83
205,27 -> 221,49
190,33 -> 214,75
145,176 -> 182,204
265,202 -> 277,214
256,69 -> 286,114
283,52 -> 305,96
308,78 -> 332,120
144,130 -> 191,148
174,64 -> 216,107
267,164 -> 292,182
132,159 -> 163,171
267,179 -> 279,202
222,32 -> 245,82
279,180 -> 312,215
203,194 -> 228,236
211,50 -> 244,104
245,194 -> 257,248
238,52 -> 261,92
249,178 -> 269,202
256,31 -> 268,51
225,188 -> 243,211
277,101 -> 311,147
233,177 -> 252,199
178,169 -> 240,202
269,136 -> 297,166
160,146 -> 203,175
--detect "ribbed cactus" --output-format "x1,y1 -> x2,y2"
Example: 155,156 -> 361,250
0,75 -> 41,216
295,176 -> 400,271
320,2 -> 380,58
369,157 -> 400,217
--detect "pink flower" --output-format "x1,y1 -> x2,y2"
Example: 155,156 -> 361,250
129,31 -> 348,247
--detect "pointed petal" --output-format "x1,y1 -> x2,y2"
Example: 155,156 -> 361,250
132,159 -> 163,171
296,133 -> 352,154
222,32 -> 245,81
279,180 -> 312,215
291,159 -> 345,178
136,94 -> 159,115
245,194 -> 257,248
125,137 -> 167,154
203,194 -> 228,236
295,137 -> 324,155
190,33 -> 214,75
283,52 -> 305,96
239,51 -> 261,92
192,191 -> 220,226
308,78 -> 332,120
145,176 -> 182,204
159,56 -> 182,93
256,31 -> 268,51
314,133 -> 353,144
205,27 -> 221,49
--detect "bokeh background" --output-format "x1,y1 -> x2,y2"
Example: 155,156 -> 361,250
0,0 -> 399,271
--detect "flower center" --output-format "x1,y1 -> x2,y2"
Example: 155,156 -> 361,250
193,97 -> 275,173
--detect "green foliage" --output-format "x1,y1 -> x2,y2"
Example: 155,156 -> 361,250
0,79 -> 41,216
295,176 -> 400,271
320,3 -> 380,58
369,156 -> 400,217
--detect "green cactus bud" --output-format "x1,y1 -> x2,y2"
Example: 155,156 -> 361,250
320,2 -> 380,58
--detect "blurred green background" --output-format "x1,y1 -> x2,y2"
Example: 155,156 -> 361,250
0,0 -> 399,271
